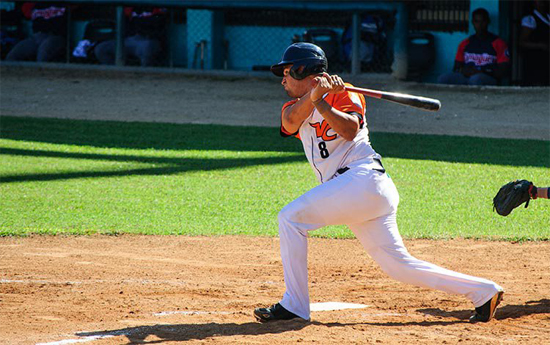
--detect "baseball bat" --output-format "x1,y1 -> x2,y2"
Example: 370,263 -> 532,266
345,86 -> 441,112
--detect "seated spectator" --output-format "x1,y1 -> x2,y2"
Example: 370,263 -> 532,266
438,8 -> 510,86
6,2 -> 67,62
519,0 -> 549,86
95,6 -> 167,67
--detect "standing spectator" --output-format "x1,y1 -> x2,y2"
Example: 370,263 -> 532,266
438,8 -> 510,86
6,2 -> 67,62
519,0 -> 550,86
95,6 -> 167,67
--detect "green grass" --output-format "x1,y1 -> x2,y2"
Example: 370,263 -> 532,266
1,116 -> 549,240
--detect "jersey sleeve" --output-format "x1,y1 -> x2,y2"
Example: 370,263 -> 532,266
492,38 -> 510,64
455,38 -> 469,62
280,99 -> 299,137
329,84 -> 366,127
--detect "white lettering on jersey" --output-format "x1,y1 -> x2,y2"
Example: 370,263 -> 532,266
32,7 -> 65,20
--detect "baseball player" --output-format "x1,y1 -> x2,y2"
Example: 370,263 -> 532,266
254,42 -> 504,323
6,2 -> 68,62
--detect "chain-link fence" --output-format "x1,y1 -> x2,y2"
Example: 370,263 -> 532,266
1,1 -> 399,74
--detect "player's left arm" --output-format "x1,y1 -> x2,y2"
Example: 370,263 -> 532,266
487,38 -> 511,79
310,73 -> 360,141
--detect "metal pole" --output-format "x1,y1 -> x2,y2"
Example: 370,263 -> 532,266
115,6 -> 125,66
351,13 -> 361,75
168,9 -> 174,68
391,1 -> 408,80
65,5 -> 72,63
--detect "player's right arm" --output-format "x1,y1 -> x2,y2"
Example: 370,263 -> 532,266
281,91 -> 315,135
454,38 -> 475,76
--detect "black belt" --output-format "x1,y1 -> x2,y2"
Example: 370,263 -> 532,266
336,159 -> 386,175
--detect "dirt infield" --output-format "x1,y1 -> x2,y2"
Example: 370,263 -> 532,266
1,236 -> 549,344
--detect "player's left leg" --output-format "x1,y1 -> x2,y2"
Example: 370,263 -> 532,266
134,36 -> 162,66
468,73 -> 497,86
348,210 -> 503,322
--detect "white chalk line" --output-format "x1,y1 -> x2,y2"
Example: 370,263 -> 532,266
36,335 -> 114,345
154,310 -> 232,316
37,302 -> 371,344
1,279 -> 187,286
310,302 -> 370,311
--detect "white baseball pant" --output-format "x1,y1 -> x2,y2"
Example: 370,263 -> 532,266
278,162 -> 503,320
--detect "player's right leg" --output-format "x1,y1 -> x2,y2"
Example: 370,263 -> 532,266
5,37 -> 38,61
257,166 -> 396,322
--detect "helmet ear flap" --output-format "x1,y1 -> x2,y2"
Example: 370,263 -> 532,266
289,62 -> 326,80
289,65 -> 307,80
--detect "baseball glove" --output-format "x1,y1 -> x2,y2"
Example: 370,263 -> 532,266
493,180 -> 537,216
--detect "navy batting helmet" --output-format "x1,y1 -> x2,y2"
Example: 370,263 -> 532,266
271,42 -> 328,80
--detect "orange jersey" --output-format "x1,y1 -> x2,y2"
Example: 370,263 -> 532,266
280,84 -> 380,183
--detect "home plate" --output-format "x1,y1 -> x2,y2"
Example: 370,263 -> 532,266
310,302 -> 369,312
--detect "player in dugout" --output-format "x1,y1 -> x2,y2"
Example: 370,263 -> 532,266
438,8 -> 510,86
6,2 -> 68,62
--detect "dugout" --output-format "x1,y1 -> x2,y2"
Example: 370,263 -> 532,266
0,0 -> 522,84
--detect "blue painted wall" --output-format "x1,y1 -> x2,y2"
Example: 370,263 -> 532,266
224,26 -> 304,70
186,10 -> 214,69
224,26 -> 346,70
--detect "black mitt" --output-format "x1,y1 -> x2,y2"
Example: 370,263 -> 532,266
493,180 -> 537,216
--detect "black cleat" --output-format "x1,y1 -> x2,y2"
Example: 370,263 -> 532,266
254,303 -> 300,323
469,290 -> 504,323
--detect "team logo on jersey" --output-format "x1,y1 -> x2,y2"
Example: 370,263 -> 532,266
32,7 -> 66,20
310,120 -> 337,141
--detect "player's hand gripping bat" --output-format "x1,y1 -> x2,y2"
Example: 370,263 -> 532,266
345,86 -> 441,112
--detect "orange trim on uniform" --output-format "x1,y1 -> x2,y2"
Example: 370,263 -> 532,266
280,83 -> 366,138
280,99 -> 300,137
326,83 -> 366,126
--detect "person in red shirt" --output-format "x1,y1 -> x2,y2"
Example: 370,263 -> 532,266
438,8 -> 510,86
6,2 -> 67,62
94,6 -> 166,67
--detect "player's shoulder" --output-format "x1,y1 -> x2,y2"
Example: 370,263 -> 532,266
325,83 -> 356,102
282,99 -> 299,111
487,32 -> 501,42
459,36 -> 472,46
326,82 -> 366,114
490,34 -> 508,49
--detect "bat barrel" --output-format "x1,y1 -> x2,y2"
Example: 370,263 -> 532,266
345,86 -> 441,112
380,92 -> 441,112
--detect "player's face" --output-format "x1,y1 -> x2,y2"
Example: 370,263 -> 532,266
472,14 -> 488,34
281,65 -> 312,98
